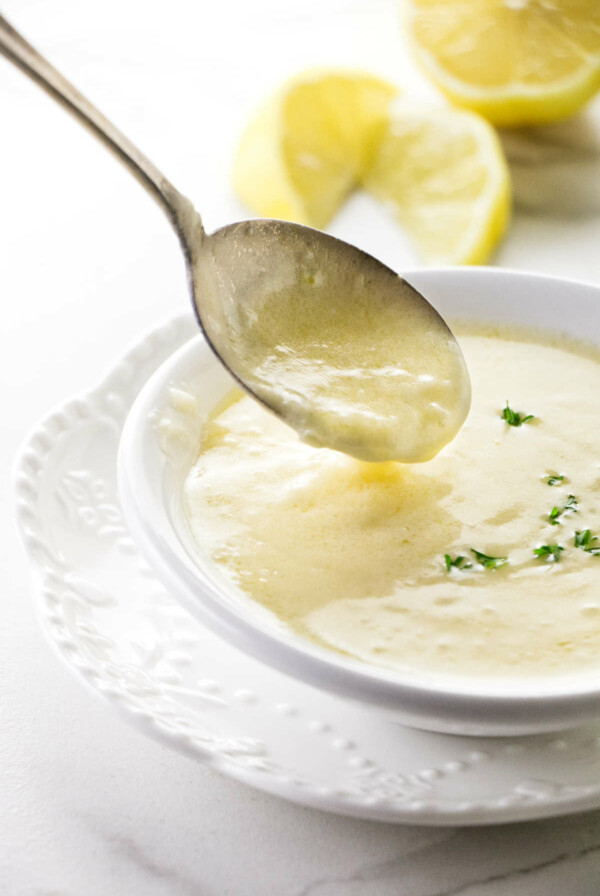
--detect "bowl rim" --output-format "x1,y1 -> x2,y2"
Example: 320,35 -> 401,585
117,266 -> 600,734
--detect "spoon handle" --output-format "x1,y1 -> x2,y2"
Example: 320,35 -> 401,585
0,12 -> 200,238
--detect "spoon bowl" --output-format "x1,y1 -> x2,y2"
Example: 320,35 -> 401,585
194,218 -> 470,461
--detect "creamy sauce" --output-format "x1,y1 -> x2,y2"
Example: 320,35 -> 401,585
220,276 -> 471,463
196,226 -> 471,463
183,327 -> 600,680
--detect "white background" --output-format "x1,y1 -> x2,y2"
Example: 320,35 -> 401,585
4,1 -> 600,893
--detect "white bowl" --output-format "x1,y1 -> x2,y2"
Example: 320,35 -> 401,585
118,267 -> 600,736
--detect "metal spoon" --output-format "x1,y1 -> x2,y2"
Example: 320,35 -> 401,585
0,13 -> 469,461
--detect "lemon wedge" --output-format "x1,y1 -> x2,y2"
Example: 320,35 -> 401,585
233,72 -> 398,229
364,103 -> 510,264
234,71 -> 510,265
408,0 -> 600,126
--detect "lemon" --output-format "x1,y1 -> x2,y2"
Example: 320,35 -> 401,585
408,0 -> 600,126
364,103 -> 510,264
234,72 -> 398,229
234,71 -> 510,264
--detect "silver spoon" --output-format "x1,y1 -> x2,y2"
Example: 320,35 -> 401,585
0,13 -> 470,462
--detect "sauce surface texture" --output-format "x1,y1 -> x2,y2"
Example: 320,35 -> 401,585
183,327 -> 600,680
226,275 -> 471,463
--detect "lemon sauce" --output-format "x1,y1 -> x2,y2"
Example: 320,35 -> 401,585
184,327 -> 600,680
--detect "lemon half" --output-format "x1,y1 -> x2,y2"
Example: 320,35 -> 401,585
409,0 -> 600,126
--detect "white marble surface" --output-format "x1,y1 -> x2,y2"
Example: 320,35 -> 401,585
4,0 -> 600,892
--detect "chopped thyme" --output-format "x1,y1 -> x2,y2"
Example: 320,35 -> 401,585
574,530 -> 600,556
534,544 -> 564,563
444,554 -> 472,572
471,549 -> 508,570
549,494 -> 578,525
546,473 -> 565,486
501,402 -> 536,427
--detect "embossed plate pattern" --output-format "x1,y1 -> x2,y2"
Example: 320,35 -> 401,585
15,314 -> 600,825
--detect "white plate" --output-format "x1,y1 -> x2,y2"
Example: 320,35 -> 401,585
15,309 -> 600,826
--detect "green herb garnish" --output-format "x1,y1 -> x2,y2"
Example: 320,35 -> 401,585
574,530 -> 600,556
549,494 -> 578,525
501,402 -> 535,427
471,549 -> 508,570
533,544 -> 564,563
546,473 -> 565,486
444,554 -> 472,572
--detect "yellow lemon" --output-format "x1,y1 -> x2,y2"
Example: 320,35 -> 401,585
234,71 -> 510,264
364,103 -> 510,264
408,0 -> 600,126
233,72 -> 398,229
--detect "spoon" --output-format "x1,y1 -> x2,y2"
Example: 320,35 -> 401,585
0,13 -> 470,463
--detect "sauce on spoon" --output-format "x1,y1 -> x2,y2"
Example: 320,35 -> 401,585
194,222 -> 471,463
